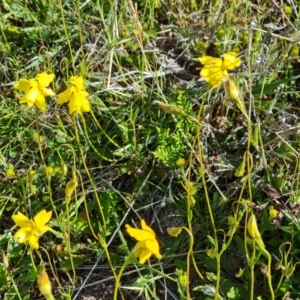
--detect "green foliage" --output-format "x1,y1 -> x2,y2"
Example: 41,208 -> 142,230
153,126 -> 186,168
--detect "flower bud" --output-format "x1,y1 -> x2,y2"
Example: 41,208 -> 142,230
235,159 -> 245,177
176,158 -> 185,168
60,163 -> 68,177
227,216 -> 239,237
37,269 -> 54,300
269,207 -> 278,220
226,79 -> 250,122
217,29 -> 226,39
28,169 -> 37,183
65,179 -> 78,197
6,166 -> 15,178
2,251 -> 9,269
158,103 -> 186,116
284,6 -> 292,16
45,166 -> 54,177
226,79 -> 240,102
247,214 -> 261,240
282,266 -> 295,277
291,45 -> 299,57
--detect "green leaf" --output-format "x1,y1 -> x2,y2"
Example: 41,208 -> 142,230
60,253 -> 93,272
227,287 -> 238,299
207,235 -> 216,247
252,75 -> 300,96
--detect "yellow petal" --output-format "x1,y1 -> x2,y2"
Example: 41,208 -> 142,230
201,65 -> 223,78
138,248 -> 152,264
68,91 -> 90,114
14,227 -> 32,243
222,52 -> 241,70
12,212 -> 33,228
36,72 -> 55,88
34,94 -> 46,112
34,210 -> 52,229
140,219 -> 155,237
57,87 -> 74,104
28,235 -> 39,249
41,87 -> 55,97
200,66 -> 224,88
70,76 -> 84,91
80,98 -> 91,113
132,241 -> 152,264
37,225 -> 52,235
19,91 -> 39,107
19,81 -> 39,104
79,92 -> 91,112
199,56 -> 222,67
145,239 -> 162,260
68,95 -> 80,114
126,225 -> 155,241
14,79 -> 33,92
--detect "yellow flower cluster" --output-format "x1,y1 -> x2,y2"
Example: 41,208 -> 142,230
11,209 -> 162,266
14,73 -> 91,115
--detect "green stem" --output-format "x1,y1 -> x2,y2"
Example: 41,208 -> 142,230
30,248 -> 37,272
58,0 -> 75,72
65,198 -> 76,288
35,109 -> 58,218
73,116 -> 118,285
39,246 -> 63,290
263,249 -> 275,300
181,227 -> 194,299
196,96 -> 219,300
113,258 -> 128,300
90,110 -> 120,148
249,240 -> 256,300
80,114 -> 114,162
10,275 -> 22,300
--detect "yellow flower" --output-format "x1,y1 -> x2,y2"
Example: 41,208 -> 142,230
6,167 -> 15,178
284,6 -> 292,15
12,210 -> 52,249
14,72 -> 55,112
176,158 -> 186,167
199,52 -> 241,88
217,29 -> 226,39
269,207 -> 279,220
45,166 -> 54,177
57,76 -> 90,115
126,219 -> 162,264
